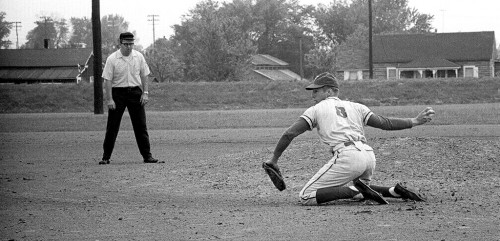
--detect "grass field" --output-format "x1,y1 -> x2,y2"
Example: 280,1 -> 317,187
0,77 -> 499,113
0,103 -> 498,133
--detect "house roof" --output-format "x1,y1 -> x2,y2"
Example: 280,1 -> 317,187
336,44 -> 369,71
374,31 -> 496,63
336,31 -> 496,71
0,67 -> 80,80
253,69 -> 302,81
0,48 -> 92,67
399,57 -> 461,69
251,54 -> 289,66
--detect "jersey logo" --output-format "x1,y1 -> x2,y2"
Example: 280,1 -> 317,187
336,106 -> 348,118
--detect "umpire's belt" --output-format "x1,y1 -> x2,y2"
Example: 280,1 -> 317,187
113,86 -> 140,90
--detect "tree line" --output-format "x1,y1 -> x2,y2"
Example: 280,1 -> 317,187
1,0 -> 435,81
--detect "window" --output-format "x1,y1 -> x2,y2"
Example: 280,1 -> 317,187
423,70 -> 433,78
463,65 -> 478,78
344,70 -> 363,80
387,67 -> 397,79
400,70 -> 416,78
436,70 -> 447,78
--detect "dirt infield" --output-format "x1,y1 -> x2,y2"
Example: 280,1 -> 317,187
1,112 -> 499,240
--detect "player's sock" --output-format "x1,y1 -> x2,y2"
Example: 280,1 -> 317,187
369,185 -> 401,198
316,186 -> 358,204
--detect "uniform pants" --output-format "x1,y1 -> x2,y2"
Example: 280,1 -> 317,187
299,142 -> 376,205
102,86 -> 152,160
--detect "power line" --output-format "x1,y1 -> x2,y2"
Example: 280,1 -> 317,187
8,21 -> 21,49
147,14 -> 159,55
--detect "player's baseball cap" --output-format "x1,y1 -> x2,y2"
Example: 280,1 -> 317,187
119,32 -> 135,42
305,72 -> 339,90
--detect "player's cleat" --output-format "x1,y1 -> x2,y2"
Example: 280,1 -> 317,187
99,159 -> 110,165
354,180 -> 389,205
143,157 -> 164,163
395,183 -> 426,202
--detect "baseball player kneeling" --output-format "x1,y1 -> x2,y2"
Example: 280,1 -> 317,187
264,72 -> 434,205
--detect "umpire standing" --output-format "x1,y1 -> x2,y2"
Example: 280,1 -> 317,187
99,32 -> 162,165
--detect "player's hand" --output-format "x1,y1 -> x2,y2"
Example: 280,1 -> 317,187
264,160 -> 279,170
107,100 -> 116,110
140,93 -> 149,106
413,107 -> 435,125
262,160 -> 286,191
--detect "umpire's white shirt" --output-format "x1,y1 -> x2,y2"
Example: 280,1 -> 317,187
300,97 -> 373,147
102,49 -> 151,88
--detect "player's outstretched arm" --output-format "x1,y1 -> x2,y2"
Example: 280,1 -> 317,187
263,118 -> 308,191
367,107 -> 435,130
266,118 -> 309,166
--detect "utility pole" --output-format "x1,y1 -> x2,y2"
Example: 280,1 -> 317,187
368,0 -> 373,79
299,36 -> 304,80
440,9 -> 446,32
9,21 -> 21,49
107,16 -> 117,46
147,15 -> 159,56
92,0 -> 103,114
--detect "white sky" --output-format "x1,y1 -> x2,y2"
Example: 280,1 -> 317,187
1,0 -> 499,49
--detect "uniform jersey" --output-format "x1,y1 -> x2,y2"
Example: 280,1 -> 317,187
300,97 -> 373,147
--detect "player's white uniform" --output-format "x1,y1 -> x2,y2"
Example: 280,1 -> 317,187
298,97 -> 376,205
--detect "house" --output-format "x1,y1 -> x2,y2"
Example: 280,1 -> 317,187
336,31 -> 498,80
78,53 -> 94,83
0,48 -> 93,84
250,54 -> 303,81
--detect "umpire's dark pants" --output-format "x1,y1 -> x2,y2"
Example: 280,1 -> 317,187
102,86 -> 152,160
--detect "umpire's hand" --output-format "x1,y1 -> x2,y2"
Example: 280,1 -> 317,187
107,99 -> 116,110
140,93 -> 149,106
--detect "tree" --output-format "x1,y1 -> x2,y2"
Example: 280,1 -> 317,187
251,0 -> 316,76
100,14 -> 132,57
313,0 -> 434,45
253,0 -> 289,54
144,37 -> 184,82
24,16 -> 57,49
0,12 -> 12,49
69,17 -> 93,48
369,0 -> 434,34
313,1 -> 358,45
54,18 -> 69,47
24,16 -> 69,49
305,45 -> 337,78
171,0 -> 256,81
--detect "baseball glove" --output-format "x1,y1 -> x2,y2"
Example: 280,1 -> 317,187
262,162 -> 286,191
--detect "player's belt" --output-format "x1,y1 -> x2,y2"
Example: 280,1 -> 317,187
332,141 -> 366,153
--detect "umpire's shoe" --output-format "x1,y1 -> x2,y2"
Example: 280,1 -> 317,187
395,183 -> 426,202
354,180 -> 389,205
143,157 -> 165,163
99,159 -> 110,165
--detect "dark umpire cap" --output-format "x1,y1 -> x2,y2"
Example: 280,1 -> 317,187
305,72 -> 339,90
119,32 -> 134,41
